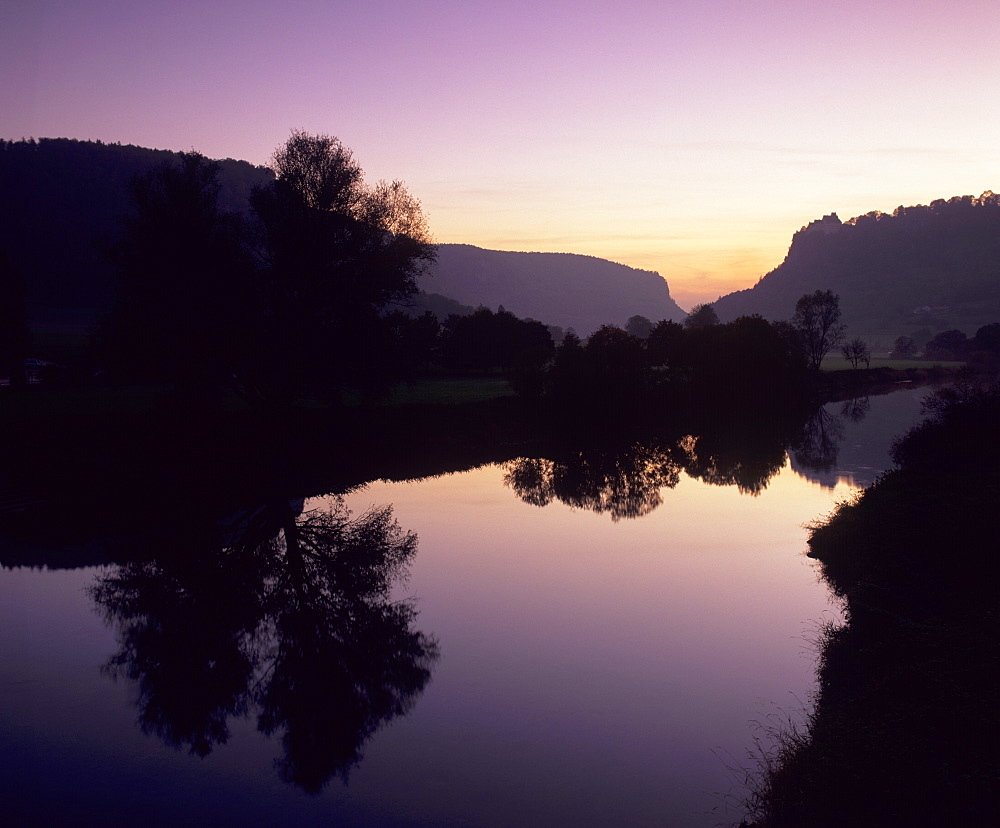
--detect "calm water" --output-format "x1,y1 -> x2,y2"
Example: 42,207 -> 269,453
0,388 -> 928,826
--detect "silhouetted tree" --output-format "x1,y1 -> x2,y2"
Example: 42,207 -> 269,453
582,325 -> 649,409
645,319 -> 685,366
98,152 -> 252,393
891,335 -> 917,358
378,310 -> 441,378
245,131 -> 436,405
440,306 -> 552,375
625,314 -> 654,339
792,290 -> 846,371
923,329 -> 969,361
840,336 -> 871,369
681,315 -> 806,401
684,303 -> 719,329
973,322 -> 1000,354
544,329 -> 589,407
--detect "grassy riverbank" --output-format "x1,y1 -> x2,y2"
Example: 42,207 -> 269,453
741,375 -> 999,827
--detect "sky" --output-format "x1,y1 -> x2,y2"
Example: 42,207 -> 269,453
3,0 -> 999,309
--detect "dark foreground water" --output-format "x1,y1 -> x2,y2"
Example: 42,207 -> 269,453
0,388 -> 928,826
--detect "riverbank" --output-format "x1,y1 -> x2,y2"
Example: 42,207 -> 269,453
0,364 -> 973,556
808,363 -> 959,402
741,375 -> 999,827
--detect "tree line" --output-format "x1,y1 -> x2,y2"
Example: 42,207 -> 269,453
891,324 -> 1000,362
522,289 -> 853,416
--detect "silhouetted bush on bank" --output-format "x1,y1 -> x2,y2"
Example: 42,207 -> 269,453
740,372 -> 1000,827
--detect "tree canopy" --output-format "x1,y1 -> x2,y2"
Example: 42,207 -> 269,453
792,290 -> 846,371
97,152 -> 252,392
99,132 -> 436,406
684,303 -> 719,329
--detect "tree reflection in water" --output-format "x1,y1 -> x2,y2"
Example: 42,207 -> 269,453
503,415 -> 795,517
90,497 -> 439,793
790,407 -> 847,474
680,428 -> 789,496
503,442 -> 684,521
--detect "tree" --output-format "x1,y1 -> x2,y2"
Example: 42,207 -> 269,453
439,306 -> 553,377
646,319 -> 686,370
683,315 -> 805,399
625,314 -> 654,339
246,131 -> 436,405
892,336 -> 917,358
972,322 -> 1000,355
544,328 -> 589,406
98,152 -> 252,393
924,329 -> 969,361
841,337 -> 871,369
792,290 -> 846,371
684,303 -> 719,329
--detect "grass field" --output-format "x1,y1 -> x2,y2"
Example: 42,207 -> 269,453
1,375 -> 515,423
387,376 -> 514,405
821,356 -> 966,372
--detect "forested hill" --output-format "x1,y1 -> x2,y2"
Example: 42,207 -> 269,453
427,244 -> 686,336
713,192 -> 1000,336
1,138 -> 685,334
0,137 -> 273,320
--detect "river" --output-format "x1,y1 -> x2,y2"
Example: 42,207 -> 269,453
0,386 -> 930,826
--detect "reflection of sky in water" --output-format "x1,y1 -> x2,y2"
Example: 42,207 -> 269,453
788,386 -> 928,490
334,460 -> 854,826
0,388 -> 933,826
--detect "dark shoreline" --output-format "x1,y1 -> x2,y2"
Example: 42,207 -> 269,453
740,374 -> 999,827
0,366 -> 964,565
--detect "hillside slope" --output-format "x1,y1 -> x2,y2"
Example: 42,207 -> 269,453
427,244 -> 685,336
713,193 -> 1000,337
0,137 -> 273,322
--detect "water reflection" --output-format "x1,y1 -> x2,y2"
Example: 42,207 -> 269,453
681,425 -> 789,496
500,389 -> 930,517
790,406 -> 846,475
503,442 -> 684,521
839,394 -> 870,423
503,409 -> 805,516
90,497 -> 439,793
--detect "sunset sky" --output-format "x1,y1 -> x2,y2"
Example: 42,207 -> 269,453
4,0 -> 998,309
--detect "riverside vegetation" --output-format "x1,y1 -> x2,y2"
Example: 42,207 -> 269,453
739,372 -> 1000,827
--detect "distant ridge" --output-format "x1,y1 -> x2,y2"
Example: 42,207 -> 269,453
713,192 -> 1000,336
427,244 -> 686,336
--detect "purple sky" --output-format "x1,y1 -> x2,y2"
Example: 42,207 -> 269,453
4,0 -> 999,308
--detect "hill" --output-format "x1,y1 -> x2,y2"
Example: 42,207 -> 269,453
0,137 -> 274,325
426,244 -> 686,336
713,192 -> 1000,339
1,138 -> 684,336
